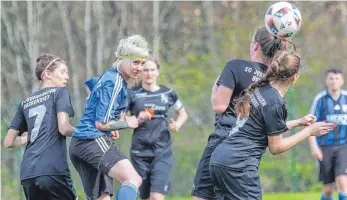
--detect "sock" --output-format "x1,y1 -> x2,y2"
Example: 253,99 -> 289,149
116,182 -> 138,200
339,192 -> 347,200
321,194 -> 334,200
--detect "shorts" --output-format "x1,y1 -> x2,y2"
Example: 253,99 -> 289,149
319,144 -> 347,184
21,175 -> 76,200
69,136 -> 127,199
191,125 -> 231,200
209,165 -> 261,200
131,154 -> 173,199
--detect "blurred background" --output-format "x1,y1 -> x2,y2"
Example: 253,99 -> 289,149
1,1 -> 347,199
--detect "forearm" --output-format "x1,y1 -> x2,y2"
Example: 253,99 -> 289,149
175,113 -> 188,130
308,136 -> 320,150
6,135 -> 27,148
96,120 -> 128,131
286,119 -> 301,130
64,125 -> 75,137
273,128 -> 311,154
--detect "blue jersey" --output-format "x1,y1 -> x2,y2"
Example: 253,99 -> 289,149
309,90 -> 347,146
73,67 -> 128,139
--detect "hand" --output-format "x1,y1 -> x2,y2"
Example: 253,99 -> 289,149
169,118 -> 179,132
307,122 -> 337,137
125,116 -> 139,129
137,111 -> 152,124
311,147 -> 323,161
299,114 -> 316,126
110,130 -> 120,140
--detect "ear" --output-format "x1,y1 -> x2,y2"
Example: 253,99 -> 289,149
291,72 -> 299,84
253,42 -> 260,52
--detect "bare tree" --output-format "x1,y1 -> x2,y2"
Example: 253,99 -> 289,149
84,1 -> 93,92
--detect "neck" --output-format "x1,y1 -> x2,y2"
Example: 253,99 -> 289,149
328,89 -> 341,100
41,81 -> 55,89
252,54 -> 268,66
142,82 -> 159,92
270,81 -> 291,98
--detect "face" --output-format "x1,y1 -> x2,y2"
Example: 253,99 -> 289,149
125,59 -> 147,79
47,63 -> 69,87
141,60 -> 159,84
326,72 -> 344,92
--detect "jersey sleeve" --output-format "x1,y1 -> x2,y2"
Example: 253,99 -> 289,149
8,104 -> 28,132
95,79 -> 122,123
309,95 -> 322,120
170,89 -> 183,111
216,60 -> 239,89
55,87 -> 74,117
263,103 -> 288,136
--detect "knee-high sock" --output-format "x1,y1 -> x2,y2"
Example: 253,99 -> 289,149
339,192 -> 347,200
116,182 -> 138,200
321,193 -> 334,200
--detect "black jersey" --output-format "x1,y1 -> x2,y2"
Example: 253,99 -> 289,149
215,59 -> 268,130
128,86 -> 183,157
210,85 -> 288,170
9,87 -> 74,181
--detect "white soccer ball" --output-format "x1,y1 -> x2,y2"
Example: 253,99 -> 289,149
264,1 -> 302,38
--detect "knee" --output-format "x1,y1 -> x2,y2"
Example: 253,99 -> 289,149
125,173 -> 142,188
336,175 -> 347,192
149,192 -> 165,200
323,185 -> 334,197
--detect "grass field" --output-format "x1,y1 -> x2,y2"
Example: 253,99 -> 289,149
166,192 -> 339,200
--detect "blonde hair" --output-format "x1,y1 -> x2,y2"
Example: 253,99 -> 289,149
115,34 -> 150,59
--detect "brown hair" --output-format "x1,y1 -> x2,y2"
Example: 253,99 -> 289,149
145,58 -> 160,69
235,50 -> 301,119
253,27 -> 296,63
35,53 -> 66,80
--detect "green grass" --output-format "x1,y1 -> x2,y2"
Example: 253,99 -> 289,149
166,192 -> 339,200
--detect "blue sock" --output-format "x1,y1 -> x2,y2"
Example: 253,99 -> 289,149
339,192 -> 347,200
321,194 -> 334,200
116,182 -> 138,200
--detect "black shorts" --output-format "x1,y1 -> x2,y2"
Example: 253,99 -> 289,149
69,136 -> 127,199
319,144 -> 347,184
21,175 -> 76,200
191,125 -> 231,200
209,165 -> 261,200
131,154 -> 173,199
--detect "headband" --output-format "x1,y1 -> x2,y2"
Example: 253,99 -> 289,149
40,58 -> 60,80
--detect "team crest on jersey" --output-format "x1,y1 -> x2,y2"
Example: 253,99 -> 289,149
334,104 -> 341,111
161,94 -> 168,103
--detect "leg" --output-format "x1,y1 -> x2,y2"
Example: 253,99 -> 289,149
335,144 -> 347,200
319,146 -> 335,200
192,135 -> 223,200
69,137 -> 114,200
131,155 -> 151,200
148,155 -> 173,200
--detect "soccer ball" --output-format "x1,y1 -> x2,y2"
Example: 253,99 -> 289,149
264,1 -> 302,38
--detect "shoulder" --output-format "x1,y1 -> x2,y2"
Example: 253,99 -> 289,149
159,85 -> 172,92
341,89 -> 347,97
97,69 -> 124,90
225,59 -> 250,69
312,90 -> 327,102
260,86 -> 285,106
